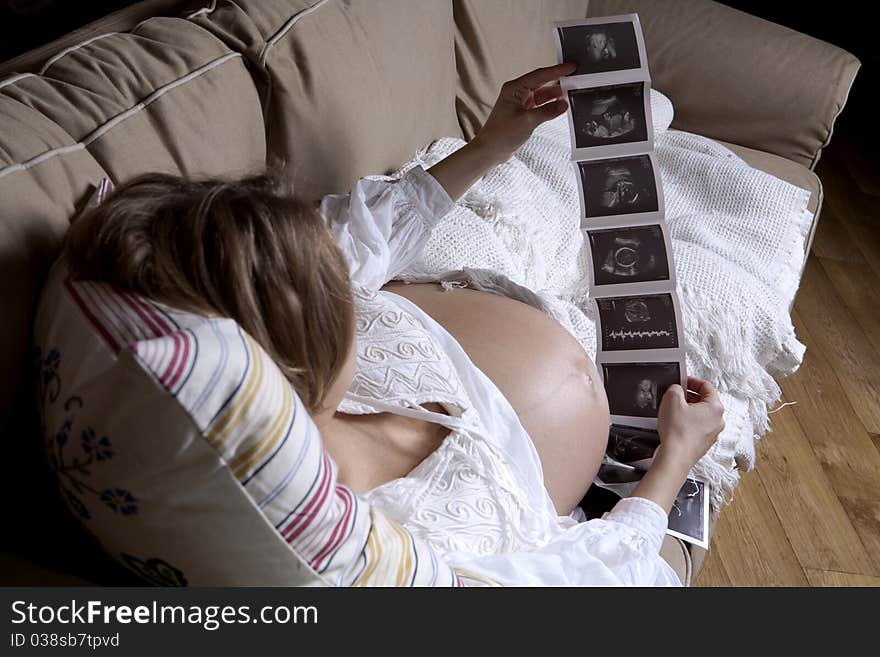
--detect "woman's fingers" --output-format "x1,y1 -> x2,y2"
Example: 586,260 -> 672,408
533,98 -> 568,124
517,62 -> 576,89
508,64 -> 572,110
686,376 -> 722,409
685,376 -> 703,402
521,84 -> 565,126
662,383 -> 686,404
532,83 -> 564,107
686,376 -> 708,397
700,380 -> 720,406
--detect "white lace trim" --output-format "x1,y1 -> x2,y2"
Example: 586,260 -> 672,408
341,289 -> 559,556
364,431 -> 556,556
339,287 -> 470,417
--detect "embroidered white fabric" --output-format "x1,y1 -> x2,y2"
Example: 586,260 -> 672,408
321,166 -> 680,586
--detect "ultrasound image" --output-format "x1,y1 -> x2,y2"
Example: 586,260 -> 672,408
588,225 -> 670,286
597,293 -> 678,351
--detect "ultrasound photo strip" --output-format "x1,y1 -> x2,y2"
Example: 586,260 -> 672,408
600,360 -> 682,426
667,477 -> 710,549
575,153 -> 664,227
607,423 -> 660,470
593,460 -> 711,549
561,76 -> 654,161
598,347 -> 686,423
594,458 -> 642,499
554,14 -> 649,78
586,223 -> 676,297
596,293 -> 682,352
554,15 -> 702,536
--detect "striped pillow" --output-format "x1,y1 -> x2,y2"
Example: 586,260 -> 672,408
34,259 -> 487,586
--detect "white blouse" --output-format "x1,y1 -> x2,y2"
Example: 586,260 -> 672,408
320,166 -> 680,586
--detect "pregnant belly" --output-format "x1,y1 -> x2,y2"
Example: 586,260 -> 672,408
383,282 -> 609,514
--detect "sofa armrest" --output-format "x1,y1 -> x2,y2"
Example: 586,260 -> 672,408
588,0 -> 860,169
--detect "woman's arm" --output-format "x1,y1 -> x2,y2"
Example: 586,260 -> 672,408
630,376 -> 726,513
323,62 -> 576,292
428,62 -> 576,201
321,168 -> 455,292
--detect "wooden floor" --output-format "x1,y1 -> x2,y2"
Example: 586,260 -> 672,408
696,137 -> 880,587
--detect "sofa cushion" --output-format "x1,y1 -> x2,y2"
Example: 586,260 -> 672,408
0,14 -> 267,439
191,0 -> 463,198
0,1 -> 187,78
0,17 -> 266,181
0,97 -> 107,436
660,535 -> 692,586
32,256 -> 478,586
588,0 -> 860,169
453,0 -> 592,139
719,140 -> 822,218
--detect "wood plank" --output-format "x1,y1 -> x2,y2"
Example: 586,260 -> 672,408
708,471 -> 807,586
836,497 -> 880,570
792,259 -> 880,433
820,134 -> 880,200
841,153 -> 880,200
781,309 -> 880,503
819,257 -> 880,356
780,307 -> 880,575
694,546 -> 732,587
810,205 -> 867,264
822,153 -> 880,275
805,569 -> 880,587
692,137 -> 880,587
842,218 -> 880,283
756,400 -> 878,575
816,149 -> 879,226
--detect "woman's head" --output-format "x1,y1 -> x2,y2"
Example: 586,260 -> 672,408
64,173 -> 355,415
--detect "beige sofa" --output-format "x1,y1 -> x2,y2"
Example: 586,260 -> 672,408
0,0 -> 859,585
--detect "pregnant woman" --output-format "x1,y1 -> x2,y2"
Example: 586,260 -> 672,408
65,63 -> 724,586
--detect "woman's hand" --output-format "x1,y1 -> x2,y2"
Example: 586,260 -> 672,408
427,63 -> 576,202
656,376 -> 725,469
629,376 -> 725,514
472,62 -> 577,164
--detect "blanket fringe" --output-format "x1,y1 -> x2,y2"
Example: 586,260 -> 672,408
691,456 -> 740,513
677,283 -> 803,442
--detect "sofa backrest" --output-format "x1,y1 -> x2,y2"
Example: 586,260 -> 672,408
189,0 -> 465,197
0,0 -> 595,447
453,0 -> 591,138
589,0 -> 860,169
0,14 -> 267,442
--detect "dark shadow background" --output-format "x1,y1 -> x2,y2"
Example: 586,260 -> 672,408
0,1 -> 142,61
719,0 -> 878,152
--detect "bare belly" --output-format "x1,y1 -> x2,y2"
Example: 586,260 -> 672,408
383,282 -> 610,514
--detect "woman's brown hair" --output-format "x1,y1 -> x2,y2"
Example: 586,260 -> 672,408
64,173 -> 354,413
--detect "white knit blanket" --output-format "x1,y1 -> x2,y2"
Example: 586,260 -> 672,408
392,92 -> 813,510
